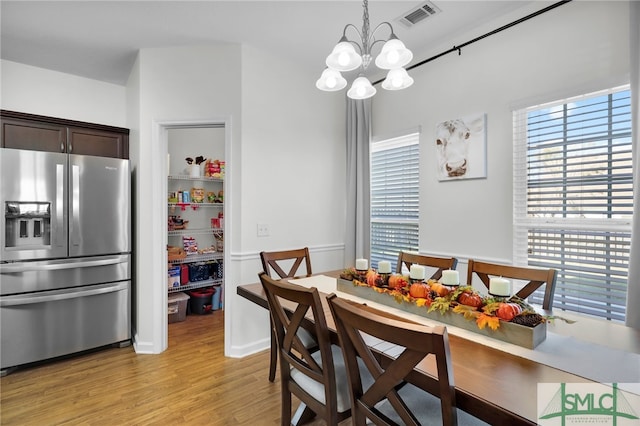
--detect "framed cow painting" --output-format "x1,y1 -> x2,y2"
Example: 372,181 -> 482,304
434,112 -> 487,181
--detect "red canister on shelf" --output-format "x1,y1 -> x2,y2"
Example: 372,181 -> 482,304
180,264 -> 189,285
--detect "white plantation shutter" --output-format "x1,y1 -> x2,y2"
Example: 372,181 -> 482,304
370,132 -> 420,270
513,86 -> 633,321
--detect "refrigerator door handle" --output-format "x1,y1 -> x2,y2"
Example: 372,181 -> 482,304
0,255 -> 129,273
0,281 -> 128,306
71,164 -> 81,247
56,163 -> 65,248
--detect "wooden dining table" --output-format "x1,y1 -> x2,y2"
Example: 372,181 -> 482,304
237,270 -> 636,426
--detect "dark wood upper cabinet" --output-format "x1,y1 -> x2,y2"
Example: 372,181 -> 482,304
1,117 -> 67,153
68,127 -> 127,158
1,110 -> 129,159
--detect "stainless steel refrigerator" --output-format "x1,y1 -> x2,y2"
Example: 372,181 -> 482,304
0,148 -> 131,374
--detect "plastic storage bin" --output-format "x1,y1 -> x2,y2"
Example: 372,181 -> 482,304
188,262 -> 210,282
168,292 -> 189,323
209,260 -> 223,280
189,288 -> 215,314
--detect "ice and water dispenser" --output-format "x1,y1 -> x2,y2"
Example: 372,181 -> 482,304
4,202 -> 51,249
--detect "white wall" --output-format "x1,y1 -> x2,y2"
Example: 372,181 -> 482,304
126,55 -> 142,347
0,60 -> 126,126
230,45 -> 346,356
372,1 -> 630,280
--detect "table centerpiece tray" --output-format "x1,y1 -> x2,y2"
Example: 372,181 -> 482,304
337,276 -> 546,349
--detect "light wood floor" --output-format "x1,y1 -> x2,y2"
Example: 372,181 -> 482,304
0,312 -> 348,425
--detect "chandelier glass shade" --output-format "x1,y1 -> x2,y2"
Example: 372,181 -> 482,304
381,68 -> 414,91
315,68 -> 348,91
316,0 -> 414,99
325,39 -> 362,72
347,75 -> 377,100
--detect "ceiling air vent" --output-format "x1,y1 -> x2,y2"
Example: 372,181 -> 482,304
397,1 -> 441,28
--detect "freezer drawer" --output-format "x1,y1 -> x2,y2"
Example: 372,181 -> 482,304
0,281 -> 131,371
0,254 -> 130,295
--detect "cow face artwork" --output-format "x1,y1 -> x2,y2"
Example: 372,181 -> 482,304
435,113 -> 486,180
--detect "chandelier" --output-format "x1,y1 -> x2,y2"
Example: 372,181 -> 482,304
316,0 -> 414,100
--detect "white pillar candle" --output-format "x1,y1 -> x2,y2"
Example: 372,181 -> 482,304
378,261 -> 391,274
409,265 -> 426,280
489,277 -> 511,297
355,258 -> 368,271
441,269 -> 459,286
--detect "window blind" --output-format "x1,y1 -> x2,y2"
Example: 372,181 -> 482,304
370,133 -> 420,269
513,86 -> 632,321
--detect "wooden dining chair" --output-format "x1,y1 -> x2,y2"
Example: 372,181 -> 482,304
327,294 -> 487,426
259,272 -> 358,426
396,251 -> 458,280
261,247 -> 312,281
466,259 -> 558,309
260,247 -> 314,382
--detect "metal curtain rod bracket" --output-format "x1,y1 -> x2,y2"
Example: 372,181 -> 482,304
372,0 -> 572,86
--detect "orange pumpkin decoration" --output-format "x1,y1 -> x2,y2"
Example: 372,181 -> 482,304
366,270 -> 379,287
430,282 -> 450,297
409,282 -> 430,299
457,291 -> 483,308
496,302 -> 523,321
388,274 -> 408,290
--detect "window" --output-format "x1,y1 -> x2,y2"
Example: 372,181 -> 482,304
513,86 -> 633,322
370,131 -> 420,269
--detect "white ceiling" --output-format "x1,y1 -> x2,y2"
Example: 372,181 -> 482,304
1,1 -> 543,86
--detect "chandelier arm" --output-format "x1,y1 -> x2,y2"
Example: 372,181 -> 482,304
368,38 -> 388,53
342,23 -> 363,41
341,23 -> 365,54
369,21 -> 395,42
367,21 -> 396,54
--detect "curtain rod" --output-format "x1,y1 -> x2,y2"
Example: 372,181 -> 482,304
373,0 -> 573,86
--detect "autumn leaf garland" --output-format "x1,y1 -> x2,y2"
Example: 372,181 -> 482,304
348,278 -> 543,330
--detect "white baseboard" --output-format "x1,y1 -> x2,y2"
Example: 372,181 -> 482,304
132,337 -> 163,354
226,337 -> 270,359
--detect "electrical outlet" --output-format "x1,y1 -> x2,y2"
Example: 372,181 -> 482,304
257,223 -> 270,237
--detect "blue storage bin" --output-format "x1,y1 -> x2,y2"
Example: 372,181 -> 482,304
188,262 -> 210,282
212,285 -> 222,310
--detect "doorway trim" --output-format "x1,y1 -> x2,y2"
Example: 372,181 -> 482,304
153,116 -> 232,354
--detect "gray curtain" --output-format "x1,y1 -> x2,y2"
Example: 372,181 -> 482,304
626,1 -> 640,329
344,97 -> 372,267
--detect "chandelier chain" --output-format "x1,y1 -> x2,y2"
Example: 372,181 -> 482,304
361,0 -> 372,69
362,0 -> 370,54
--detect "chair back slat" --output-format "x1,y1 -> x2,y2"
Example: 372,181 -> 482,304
279,305 -> 322,373
466,259 -> 557,309
396,251 -> 458,280
327,294 -> 458,426
260,247 -> 312,279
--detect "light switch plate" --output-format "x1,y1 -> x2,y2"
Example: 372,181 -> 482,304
257,223 -> 269,237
